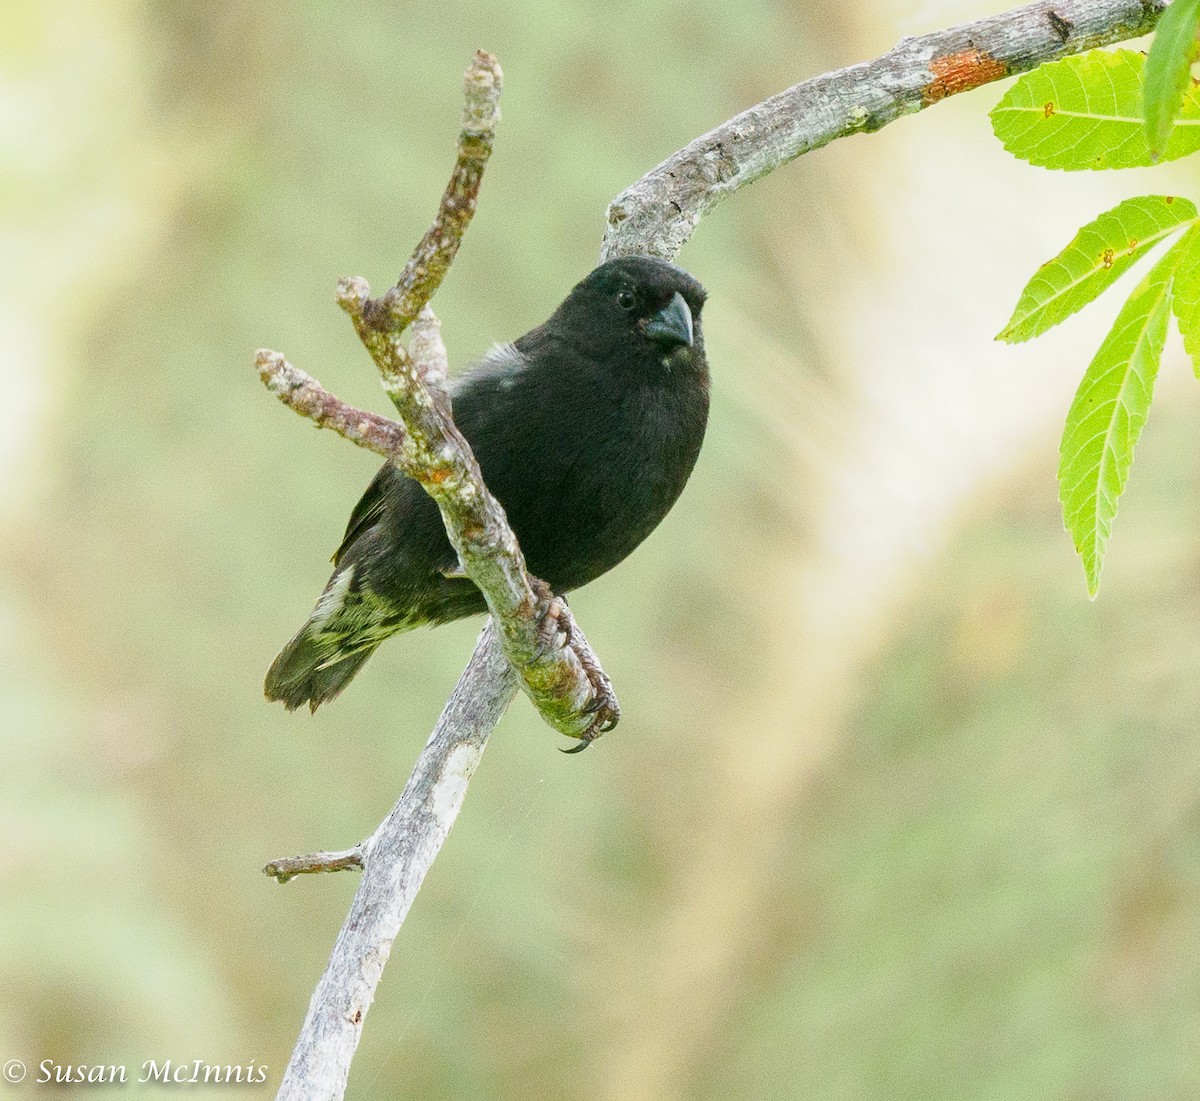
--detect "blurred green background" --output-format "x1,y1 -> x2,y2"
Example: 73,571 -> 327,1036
4,1 -> 1200,1098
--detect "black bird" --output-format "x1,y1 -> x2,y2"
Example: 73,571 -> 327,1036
265,255 -> 710,711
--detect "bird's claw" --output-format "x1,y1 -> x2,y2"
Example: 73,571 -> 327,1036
559,671 -> 619,755
529,582 -> 618,755
583,686 -> 620,728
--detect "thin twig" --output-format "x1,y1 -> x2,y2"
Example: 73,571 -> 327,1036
255,351 -> 406,460
368,49 -> 503,333
264,848 -> 365,884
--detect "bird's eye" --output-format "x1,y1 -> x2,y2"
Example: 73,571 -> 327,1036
617,289 -> 636,311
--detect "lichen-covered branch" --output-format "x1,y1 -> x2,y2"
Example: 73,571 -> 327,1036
601,0 -> 1167,260
255,351 -> 406,460
366,49 -> 503,333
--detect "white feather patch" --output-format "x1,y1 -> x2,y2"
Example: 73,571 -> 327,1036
310,565 -> 355,628
455,342 -> 527,393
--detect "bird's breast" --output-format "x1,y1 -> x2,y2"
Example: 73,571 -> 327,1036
479,374 -> 708,593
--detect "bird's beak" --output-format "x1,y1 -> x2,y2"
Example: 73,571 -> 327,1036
643,292 -> 694,349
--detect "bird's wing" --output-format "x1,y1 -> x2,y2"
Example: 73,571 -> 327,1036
332,463 -> 395,566
333,335 -> 538,569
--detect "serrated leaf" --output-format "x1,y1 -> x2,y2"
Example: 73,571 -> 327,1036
991,49 -> 1200,170
999,195 -> 1197,343
1144,0 -> 1200,157
1169,224 -> 1200,375
1058,245 -> 1183,597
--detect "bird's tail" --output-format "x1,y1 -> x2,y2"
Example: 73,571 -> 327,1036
265,630 -> 377,713
264,566 -> 395,712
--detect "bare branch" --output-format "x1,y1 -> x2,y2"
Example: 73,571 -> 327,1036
408,306 -> 450,396
274,622 -> 518,1101
601,0 -> 1167,260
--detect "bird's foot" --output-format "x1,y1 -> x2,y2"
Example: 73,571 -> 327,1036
529,581 -> 619,754
559,630 -> 620,754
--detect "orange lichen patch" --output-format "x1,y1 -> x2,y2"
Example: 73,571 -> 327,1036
424,465 -> 454,485
923,48 -> 1008,104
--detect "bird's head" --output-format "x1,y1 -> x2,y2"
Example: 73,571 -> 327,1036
552,256 -> 708,379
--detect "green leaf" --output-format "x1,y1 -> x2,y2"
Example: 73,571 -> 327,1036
999,195 -> 1197,343
1058,241 -> 1186,597
991,49 -> 1200,170
1170,224 -> 1200,375
1144,0 -> 1200,158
